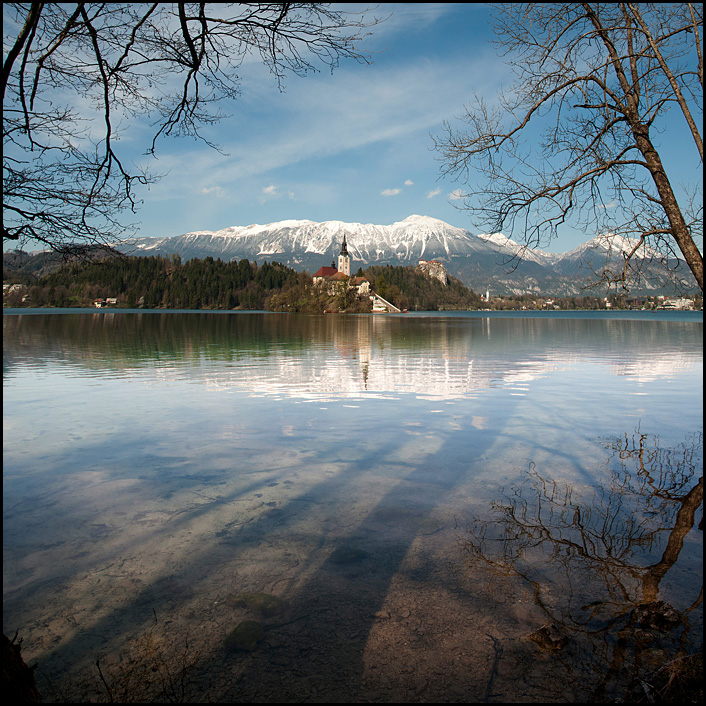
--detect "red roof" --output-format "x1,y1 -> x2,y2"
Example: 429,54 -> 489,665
313,266 -> 338,278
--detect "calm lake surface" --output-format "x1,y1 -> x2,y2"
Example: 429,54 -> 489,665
3,309 -> 703,702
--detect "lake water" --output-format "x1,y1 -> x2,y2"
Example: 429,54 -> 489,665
3,309 -> 703,702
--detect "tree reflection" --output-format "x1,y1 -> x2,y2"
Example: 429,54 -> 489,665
457,430 -> 702,699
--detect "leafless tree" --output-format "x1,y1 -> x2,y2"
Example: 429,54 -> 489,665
456,430 -> 702,699
434,3 -> 703,291
458,440 -> 703,630
3,3 -> 382,254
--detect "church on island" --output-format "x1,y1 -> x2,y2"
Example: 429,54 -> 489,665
311,235 -> 401,313
312,235 -> 370,295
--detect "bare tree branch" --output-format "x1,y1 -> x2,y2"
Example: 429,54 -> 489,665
3,3 -> 384,254
434,3 -> 703,292
627,3 -> 703,160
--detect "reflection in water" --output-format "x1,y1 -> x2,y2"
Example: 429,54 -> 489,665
456,430 -> 703,701
3,312 -> 702,702
3,312 -> 702,400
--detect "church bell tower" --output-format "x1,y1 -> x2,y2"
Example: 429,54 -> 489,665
338,235 -> 351,277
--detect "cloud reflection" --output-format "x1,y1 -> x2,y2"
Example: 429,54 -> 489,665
5,314 -> 699,403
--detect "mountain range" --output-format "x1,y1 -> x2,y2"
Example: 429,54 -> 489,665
118,214 -> 698,296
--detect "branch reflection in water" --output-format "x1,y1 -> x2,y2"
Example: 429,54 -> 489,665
455,429 -> 703,702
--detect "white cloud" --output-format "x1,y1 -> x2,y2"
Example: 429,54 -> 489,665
258,184 -> 280,204
199,186 -> 226,198
427,187 -> 442,198
257,183 -> 296,203
449,188 -> 465,200
381,188 -> 402,196
166,55 -> 504,190
368,4 -> 464,44
128,26 -> 510,212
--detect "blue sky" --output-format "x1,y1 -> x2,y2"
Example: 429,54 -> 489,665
10,3 -> 700,255
129,4 -> 506,242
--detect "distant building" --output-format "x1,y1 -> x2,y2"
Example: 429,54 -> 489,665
417,259 -> 448,286
312,265 -> 338,284
312,237 -> 371,298
658,297 -> 694,310
338,235 -> 351,277
371,292 -> 401,313
349,276 -> 370,294
93,297 -> 118,308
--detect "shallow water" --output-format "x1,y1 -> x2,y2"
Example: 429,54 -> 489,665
3,310 -> 703,702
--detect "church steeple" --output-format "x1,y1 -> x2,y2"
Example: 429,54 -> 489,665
338,235 -> 351,276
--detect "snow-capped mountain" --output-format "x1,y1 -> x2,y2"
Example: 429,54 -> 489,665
118,215 -> 696,296
122,215 -> 506,263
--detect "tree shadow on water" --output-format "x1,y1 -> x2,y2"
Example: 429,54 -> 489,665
454,429 -> 703,703
23,413 -> 503,703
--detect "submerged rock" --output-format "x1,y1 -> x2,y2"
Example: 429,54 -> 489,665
223,620 -> 264,652
226,592 -> 284,617
635,600 -> 681,632
527,623 -> 569,651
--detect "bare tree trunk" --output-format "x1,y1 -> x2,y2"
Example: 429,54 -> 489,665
641,475 -> 703,603
634,126 -> 704,290
583,2 -> 703,290
436,3 -> 703,293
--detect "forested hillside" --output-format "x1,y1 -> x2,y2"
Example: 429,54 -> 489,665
4,254 -> 299,309
364,265 -> 482,310
4,254 -> 481,311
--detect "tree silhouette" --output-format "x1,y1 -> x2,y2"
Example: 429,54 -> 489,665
3,3 -> 382,254
435,4 -> 703,291
456,429 -> 703,699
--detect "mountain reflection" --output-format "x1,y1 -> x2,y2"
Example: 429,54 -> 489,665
3,312 -> 701,400
456,429 -> 703,700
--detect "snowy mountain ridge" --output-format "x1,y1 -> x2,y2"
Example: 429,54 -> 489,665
119,215 -> 695,296
125,214 -> 535,262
